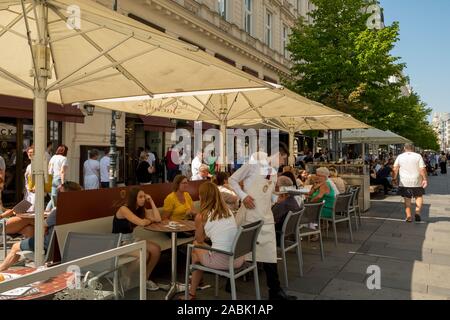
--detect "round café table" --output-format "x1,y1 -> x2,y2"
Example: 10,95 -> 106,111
0,267 -> 74,300
145,220 -> 195,300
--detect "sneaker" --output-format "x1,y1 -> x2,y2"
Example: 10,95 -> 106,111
146,280 -> 160,291
415,214 -> 421,222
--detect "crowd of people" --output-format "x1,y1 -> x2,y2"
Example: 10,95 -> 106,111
0,141 -> 448,299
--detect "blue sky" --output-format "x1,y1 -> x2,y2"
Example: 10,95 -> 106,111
379,0 -> 450,115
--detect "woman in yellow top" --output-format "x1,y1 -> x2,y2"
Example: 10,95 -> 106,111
163,175 -> 196,221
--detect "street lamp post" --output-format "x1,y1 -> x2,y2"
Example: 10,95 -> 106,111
109,111 -> 118,188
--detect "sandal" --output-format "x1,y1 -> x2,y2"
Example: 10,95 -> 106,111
179,293 -> 196,300
405,217 -> 412,223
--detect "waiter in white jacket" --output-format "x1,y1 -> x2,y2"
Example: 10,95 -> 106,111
229,142 -> 297,300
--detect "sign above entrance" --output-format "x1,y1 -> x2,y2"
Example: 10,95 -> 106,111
0,123 -> 16,136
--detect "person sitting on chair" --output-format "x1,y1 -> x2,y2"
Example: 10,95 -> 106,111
212,172 -> 240,212
0,182 -> 82,272
184,182 -> 245,300
272,176 -> 303,246
112,186 -> 162,291
163,175 -> 197,221
191,164 -> 211,181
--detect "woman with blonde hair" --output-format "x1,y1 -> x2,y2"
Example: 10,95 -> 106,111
329,167 -> 347,194
185,182 -> 244,299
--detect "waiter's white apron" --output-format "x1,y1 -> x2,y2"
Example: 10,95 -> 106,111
236,173 -> 277,263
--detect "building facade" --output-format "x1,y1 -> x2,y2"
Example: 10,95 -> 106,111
432,112 -> 450,152
1,0 -> 313,203
92,0 -> 312,184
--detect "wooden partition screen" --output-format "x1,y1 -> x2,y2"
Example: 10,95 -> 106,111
56,180 -> 205,225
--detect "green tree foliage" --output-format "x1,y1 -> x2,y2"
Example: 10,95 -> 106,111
285,0 -> 438,149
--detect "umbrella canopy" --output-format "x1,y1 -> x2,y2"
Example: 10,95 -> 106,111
92,85 -> 352,167
0,0 -> 268,103
92,85 -> 344,122
0,0 -> 269,266
341,128 -> 411,144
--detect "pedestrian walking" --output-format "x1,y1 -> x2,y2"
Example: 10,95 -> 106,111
46,144 -> 69,210
83,149 -> 100,190
392,144 -> 428,222
99,149 -> 111,188
439,152 -> 447,174
229,142 -> 297,300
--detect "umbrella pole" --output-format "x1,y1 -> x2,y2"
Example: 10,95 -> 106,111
219,94 -> 228,172
220,121 -> 227,172
33,90 -> 47,267
32,2 -> 49,267
289,128 -> 295,166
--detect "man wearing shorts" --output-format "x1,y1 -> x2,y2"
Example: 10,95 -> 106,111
393,144 -> 428,222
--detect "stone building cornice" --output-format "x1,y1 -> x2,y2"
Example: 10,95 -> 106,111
141,0 -> 291,78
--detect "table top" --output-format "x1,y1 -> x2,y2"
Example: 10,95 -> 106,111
0,268 -> 74,300
289,188 -> 311,195
145,220 -> 196,233
15,212 -> 50,219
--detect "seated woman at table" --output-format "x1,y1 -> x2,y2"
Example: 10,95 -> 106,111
162,175 -> 196,221
329,167 -> 347,194
280,171 -> 298,189
307,174 -> 335,219
0,182 -> 82,272
113,187 -> 162,291
296,170 -> 309,187
0,208 -> 35,238
212,172 -> 239,212
185,182 -> 244,300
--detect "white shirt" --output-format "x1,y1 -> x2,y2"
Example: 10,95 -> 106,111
48,155 -> 68,177
191,174 -> 207,181
229,162 -> 277,200
394,152 -> 426,187
191,156 -> 202,177
83,159 -> 100,177
204,213 -> 239,252
99,156 -> 111,183
146,152 -> 156,166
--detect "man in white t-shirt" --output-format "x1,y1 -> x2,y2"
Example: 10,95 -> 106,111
99,149 -> 111,188
191,151 -> 203,178
393,144 -> 428,222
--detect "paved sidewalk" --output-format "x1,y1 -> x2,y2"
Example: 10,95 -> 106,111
142,170 -> 450,300
4,171 -> 448,300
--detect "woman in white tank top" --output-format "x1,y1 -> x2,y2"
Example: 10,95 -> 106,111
185,182 -> 244,300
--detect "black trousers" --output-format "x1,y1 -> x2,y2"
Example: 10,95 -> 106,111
262,262 -> 281,294
440,162 -> 447,174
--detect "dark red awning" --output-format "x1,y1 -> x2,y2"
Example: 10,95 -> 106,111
0,95 -> 85,123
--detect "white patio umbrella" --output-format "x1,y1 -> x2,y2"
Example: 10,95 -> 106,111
341,128 -> 411,144
225,113 -> 370,165
341,128 -> 411,159
0,0 -> 269,265
92,85 -> 349,168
